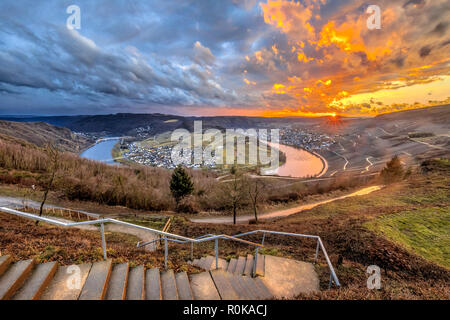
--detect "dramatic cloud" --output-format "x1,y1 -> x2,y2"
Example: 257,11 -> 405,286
0,0 -> 449,116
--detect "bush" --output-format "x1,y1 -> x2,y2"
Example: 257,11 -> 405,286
380,155 -> 404,184
176,196 -> 198,213
170,165 -> 194,205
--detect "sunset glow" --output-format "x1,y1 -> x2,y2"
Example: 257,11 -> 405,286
0,0 -> 449,116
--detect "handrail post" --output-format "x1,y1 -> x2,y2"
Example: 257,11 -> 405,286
328,274 -> 333,289
314,239 -> 320,264
190,241 -> 194,261
215,238 -> 219,269
100,223 -> 107,260
253,247 -> 259,277
261,232 -> 266,246
164,237 -> 168,270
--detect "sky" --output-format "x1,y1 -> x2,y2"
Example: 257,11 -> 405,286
0,0 -> 449,117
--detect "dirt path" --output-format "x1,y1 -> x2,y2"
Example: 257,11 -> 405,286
190,185 -> 382,224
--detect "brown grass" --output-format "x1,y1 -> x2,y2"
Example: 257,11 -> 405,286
0,137 -> 373,213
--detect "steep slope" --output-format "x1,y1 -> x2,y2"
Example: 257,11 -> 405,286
0,121 -> 92,153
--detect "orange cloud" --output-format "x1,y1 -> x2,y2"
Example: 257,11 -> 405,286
260,0 -> 314,38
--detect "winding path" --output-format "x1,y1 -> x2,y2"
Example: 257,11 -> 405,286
190,185 -> 382,224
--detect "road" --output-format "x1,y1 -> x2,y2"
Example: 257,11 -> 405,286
190,185 -> 382,224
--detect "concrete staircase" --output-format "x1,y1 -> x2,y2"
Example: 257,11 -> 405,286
0,255 -> 275,300
190,253 -> 265,277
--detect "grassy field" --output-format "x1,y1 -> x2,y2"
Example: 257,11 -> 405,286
168,158 -> 450,299
366,207 -> 449,268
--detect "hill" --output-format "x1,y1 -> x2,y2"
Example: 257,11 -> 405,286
374,104 -> 450,124
0,121 -> 92,153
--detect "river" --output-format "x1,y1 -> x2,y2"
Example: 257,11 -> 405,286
263,142 -> 327,178
80,139 -> 327,179
80,139 -> 120,165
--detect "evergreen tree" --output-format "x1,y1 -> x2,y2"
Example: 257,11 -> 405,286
380,155 -> 404,184
170,165 -> 194,205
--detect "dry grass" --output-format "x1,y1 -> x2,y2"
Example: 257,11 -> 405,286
0,137 -> 372,214
168,159 -> 450,299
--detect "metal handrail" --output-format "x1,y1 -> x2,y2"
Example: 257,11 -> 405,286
0,206 -> 340,288
231,230 -> 340,287
162,218 -> 171,233
161,229 -> 340,287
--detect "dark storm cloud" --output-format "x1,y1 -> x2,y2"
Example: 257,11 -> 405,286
419,46 -> 432,58
0,0 -> 267,114
430,22 -> 448,36
1,0 -> 449,116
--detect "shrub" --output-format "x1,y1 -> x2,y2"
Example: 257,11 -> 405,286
380,155 -> 404,184
170,165 -> 194,205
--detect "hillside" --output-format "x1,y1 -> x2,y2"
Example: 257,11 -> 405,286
374,104 -> 450,125
0,121 -> 92,153
1,104 -> 448,138
170,158 -> 450,299
0,158 -> 448,299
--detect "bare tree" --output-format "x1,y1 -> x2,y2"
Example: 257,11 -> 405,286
36,144 -> 59,224
247,176 -> 266,223
225,165 -> 245,225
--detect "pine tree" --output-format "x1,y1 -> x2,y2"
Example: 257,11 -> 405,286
170,165 -> 194,205
380,155 -> 404,184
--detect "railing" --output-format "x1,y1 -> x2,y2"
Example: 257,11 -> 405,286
0,206 -> 340,288
156,217 -> 172,247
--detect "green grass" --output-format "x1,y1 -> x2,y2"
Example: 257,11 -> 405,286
119,217 -> 167,230
366,207 -> 450,268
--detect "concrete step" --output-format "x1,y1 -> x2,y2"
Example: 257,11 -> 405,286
0,255 -> 12,277
126,265 -> 145,300
243,254 -> 254,276
254,253 -> 265,277
145,268 -> 161,300
253,277 -> 273,300
233,256 -> 246,275
217,258 -> 228,270
198,257 -> 206,269
175,272 -> 193,300
262,255 -> 319,299
202,256 -> 214,271
41,263 -> 92,300
227,258 -> 237,273
210,269 -> 239,300
79,259 -> 112,300
105,263 -> 129,300
192,259 -> 200,267
225,273 -> 253,300
161,269 -> 178,300
13,261 -> 58,300
189,272 -> 220,300
241,276 -> 264,300
0,259 -> 35,300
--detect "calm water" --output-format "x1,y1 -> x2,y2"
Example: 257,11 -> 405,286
80,139 -> 326,177
264,142 -> 326,178
80,139 -> 119,165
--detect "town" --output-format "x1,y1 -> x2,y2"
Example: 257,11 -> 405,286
120,128 -> 336,169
